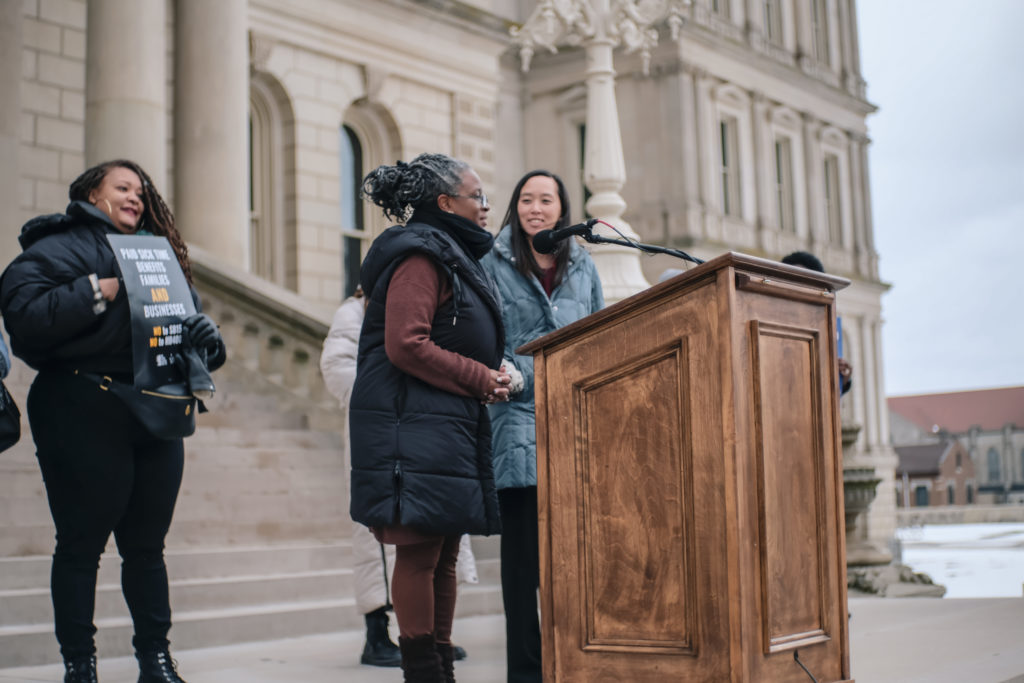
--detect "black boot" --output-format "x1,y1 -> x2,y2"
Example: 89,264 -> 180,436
398,634 -> 444,683
361,606 -> 402,667
436,642 -> 456,683
136,650 -> 186,683
63,656 -> 98,683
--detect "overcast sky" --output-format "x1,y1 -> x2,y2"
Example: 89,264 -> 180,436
856,1 -> 1024,397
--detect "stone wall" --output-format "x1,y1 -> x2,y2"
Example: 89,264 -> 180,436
18,0 -> 86,226
897,504 -> 1024,527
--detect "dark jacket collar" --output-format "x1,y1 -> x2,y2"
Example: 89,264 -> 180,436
18,200 -> 118,250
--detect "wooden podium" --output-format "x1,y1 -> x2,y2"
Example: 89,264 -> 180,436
519,253 -> 853,683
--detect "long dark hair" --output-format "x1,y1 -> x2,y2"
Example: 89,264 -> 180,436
69,159 -> 194,284
501,170 -> 572,285
361,153 -> 470,223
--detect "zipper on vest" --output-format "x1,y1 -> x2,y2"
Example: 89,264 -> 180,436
449,264 -> 462,326
392,461 -> 402,521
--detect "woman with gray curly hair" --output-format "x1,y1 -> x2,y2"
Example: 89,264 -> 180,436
349,153 -> 511,682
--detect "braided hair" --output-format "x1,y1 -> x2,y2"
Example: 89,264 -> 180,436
361,153 -> 471,223
69,159 -> 194,284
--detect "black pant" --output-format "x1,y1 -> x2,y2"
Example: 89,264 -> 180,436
498,486 -> 542,683
27,371 -> 184,661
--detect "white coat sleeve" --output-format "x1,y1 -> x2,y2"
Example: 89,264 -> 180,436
319,296 -> 365,406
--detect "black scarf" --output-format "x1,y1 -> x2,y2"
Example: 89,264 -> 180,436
409,205 -> 494,260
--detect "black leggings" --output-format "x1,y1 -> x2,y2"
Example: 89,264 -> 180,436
498,486 -> 542,683
27,371 -> 184,661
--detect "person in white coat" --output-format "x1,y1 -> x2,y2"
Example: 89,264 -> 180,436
320,288 -> 475,667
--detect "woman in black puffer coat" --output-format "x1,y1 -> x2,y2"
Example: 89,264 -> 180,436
350,153 -> 510,683
0,160 -> 225,683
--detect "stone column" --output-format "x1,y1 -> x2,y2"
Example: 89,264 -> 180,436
86,0 -> 167,189
678,66 -> 702,240
750,92 -> 772,240
858,137 -> 878,279
867,316 -> 897,550
693,70 -> 716,220
581,32 -> 648,303
745,0 -> 766,51
793,0 -> 813,65
848,133 -> 868,276
801,112 -> 822,248
0,2 -> 22,257
174,0 -> 249,268
844,0 -> 866,97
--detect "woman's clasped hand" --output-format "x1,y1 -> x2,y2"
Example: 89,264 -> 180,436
483,367 -> 512,404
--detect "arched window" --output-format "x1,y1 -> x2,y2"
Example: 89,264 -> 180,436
340,125 -> 365,299
339,103 -> 402,299
711,84 -> 754,224
987,447 -> 1001,482
249,74 -> 297,289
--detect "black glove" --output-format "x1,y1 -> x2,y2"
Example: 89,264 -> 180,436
183,313 -> 221,353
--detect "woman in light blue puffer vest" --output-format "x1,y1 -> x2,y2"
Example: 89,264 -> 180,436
480,170 -> 603,683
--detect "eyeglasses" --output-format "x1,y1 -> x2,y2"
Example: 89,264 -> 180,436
450,192 -> 489,208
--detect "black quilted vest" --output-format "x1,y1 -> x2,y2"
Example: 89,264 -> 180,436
349,220 -> 503,536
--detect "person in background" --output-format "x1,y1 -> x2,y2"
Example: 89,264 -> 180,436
481,170 -> 604,683
0,160 -> 226,683
319,288 -> 473,668
781,250 -> 853,395
349,153 -> 509,683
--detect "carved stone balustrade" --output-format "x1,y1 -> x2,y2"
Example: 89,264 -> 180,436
189,247 -> 336,412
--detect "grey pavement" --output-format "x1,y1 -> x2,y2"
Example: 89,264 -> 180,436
2,598 -> 1023,682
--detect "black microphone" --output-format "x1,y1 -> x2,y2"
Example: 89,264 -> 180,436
532,219 -> 597,254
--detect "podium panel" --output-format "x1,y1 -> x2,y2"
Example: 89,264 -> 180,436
522,253 -> 852,683
576,343 -> 697,651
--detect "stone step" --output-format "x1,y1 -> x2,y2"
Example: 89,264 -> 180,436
0,559 -> 502,668
0,598 -> 360,668
0,569 -> 354,628
0,544 -> 352,591
0,429 -> 352,553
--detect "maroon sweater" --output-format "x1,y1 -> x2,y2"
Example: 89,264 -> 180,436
383,254 -> 492,399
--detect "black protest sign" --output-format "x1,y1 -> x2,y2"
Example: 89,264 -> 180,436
107,234 -> 196,390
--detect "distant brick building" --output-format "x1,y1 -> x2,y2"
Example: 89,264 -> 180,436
889,387 -> 1024,504
894,440 -> 975,507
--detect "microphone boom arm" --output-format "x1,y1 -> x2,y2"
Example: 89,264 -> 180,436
579,231 -> 704,265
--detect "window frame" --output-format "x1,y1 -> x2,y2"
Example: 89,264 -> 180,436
764,0 -> 784,45
811,0 -> 831,65
914,485 -> 929,507
823,152 -> 843,244
987,447 -> 1002,482
774,136 -> 796,232
719,116 -> 742,218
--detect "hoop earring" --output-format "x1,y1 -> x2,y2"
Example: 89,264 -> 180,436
103,199 -> 113,214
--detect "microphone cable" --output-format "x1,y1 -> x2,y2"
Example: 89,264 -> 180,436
793,649 -> 820,683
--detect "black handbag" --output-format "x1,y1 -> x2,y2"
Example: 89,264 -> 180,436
0,380 -> 21,453
77,372 -> 196,440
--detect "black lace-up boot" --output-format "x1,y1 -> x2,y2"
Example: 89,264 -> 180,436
63,655 -> 98,683
136,650 -> 186,683
361,606 -> 402,666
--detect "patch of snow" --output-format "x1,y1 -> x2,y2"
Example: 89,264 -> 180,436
897,523 -> 1024,598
